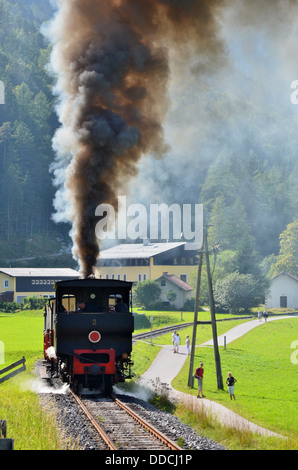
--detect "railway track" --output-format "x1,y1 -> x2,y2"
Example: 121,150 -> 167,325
132,316 -> 255,341
70,390 -> 182,451
132,323 -> 193,341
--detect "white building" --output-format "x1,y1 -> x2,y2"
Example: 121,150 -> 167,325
266,271 -> 298,309
0,268 -> 80,303
155,272 -> 193,309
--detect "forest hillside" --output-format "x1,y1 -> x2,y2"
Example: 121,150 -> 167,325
0,0 -> 297,297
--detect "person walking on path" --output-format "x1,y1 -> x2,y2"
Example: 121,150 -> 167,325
258,309 -> 262,322
263,308 -> 268,322
185,335 -> 191,355
194,362 -> 205,398
172,331 -> 177,351
226,372 -> 237,400
174,332 -> 181,353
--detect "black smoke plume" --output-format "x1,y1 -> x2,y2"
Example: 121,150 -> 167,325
47,0 -> 226,277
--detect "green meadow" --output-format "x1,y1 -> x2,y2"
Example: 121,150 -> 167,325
172,318 -> 298,438
131,314 -> 298,449
0,309 -> 297,449
0,311 -> 43,368
0,311 -> 70,449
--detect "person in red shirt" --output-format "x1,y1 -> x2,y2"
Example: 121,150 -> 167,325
194,362 -> 205,398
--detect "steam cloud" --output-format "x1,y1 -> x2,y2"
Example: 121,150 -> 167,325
127,0 -> 298,259
45,0 -> 226,278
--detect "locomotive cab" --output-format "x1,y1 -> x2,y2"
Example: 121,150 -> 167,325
43,279 -> 134,394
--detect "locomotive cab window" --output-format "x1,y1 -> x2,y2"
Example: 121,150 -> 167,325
60,294 -> 76,312
110,294 -> 129,313
108,294 -> 123,311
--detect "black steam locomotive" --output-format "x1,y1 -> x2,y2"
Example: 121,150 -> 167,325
43,278 -> 134,394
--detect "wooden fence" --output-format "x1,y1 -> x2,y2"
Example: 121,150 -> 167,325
0,357 -> 26,384
0,359 -> 26,450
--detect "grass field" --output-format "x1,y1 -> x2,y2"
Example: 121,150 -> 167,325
0,309 -> 297,449
131,314 -> 298,449
0,310 -> 43,368
172,318 -> 298,438
0,311 -> 70,449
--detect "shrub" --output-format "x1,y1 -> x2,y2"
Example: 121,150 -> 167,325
0,300 -> 18,313
22,296 -> 47,310
182,297 -> 204,312
133,280 -> 161,309
214,271 -> 258,314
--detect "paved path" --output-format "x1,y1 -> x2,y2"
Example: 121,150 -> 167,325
138,315 -> 297,437
200,315 -> 294,347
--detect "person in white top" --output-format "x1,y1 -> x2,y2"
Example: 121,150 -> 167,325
185,335 -> 191,355
172,331 -> 177,351
174,332 -> 181,353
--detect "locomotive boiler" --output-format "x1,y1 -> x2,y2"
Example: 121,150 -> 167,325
43,278 -> 134,394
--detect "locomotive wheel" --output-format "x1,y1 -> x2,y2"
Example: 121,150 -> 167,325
71,381 -> 78,394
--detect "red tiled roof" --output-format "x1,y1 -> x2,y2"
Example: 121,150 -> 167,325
272,271 -> 298,282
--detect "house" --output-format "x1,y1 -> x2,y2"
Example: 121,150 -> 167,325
155,272 -> 193,309
96,241 -> 198,284
0,268 -> 80,303
266,271 -> 298,309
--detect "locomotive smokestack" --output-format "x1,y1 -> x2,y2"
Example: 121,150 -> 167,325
46,0 -> 225,278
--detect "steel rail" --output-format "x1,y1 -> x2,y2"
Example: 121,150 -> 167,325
132,323 -> 193,340
113,396 -> 182,451
70,390 -> 117,450
132,316 -> 255,341
71,389 -> 182,450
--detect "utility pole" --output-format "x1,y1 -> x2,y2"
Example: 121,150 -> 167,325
187,248 -> 203,387
187,225 -> 223,390
204,228 -> 223,390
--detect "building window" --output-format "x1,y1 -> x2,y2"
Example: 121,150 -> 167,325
138,274 -> 142,282
105,274 -> 109,279
180,274 -> 187,283
4,280 -> 9,288
123,274 -> 127,281
143,274 -> 146,281
161,279 -> 166,286
117,274 -> 121,280
111,274 -> 115,280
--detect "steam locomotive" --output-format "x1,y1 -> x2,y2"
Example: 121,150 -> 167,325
43,278 -> 134,394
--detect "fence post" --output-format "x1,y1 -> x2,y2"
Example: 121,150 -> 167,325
0,420 -> 14,450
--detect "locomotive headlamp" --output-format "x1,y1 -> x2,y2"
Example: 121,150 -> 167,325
122,352 -> 129,359
88,330 -> 101,343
